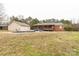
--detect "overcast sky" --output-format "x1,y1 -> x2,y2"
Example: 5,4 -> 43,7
0,0 -> 79,22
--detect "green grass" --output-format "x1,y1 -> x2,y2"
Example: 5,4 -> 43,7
0,32 -> 79,56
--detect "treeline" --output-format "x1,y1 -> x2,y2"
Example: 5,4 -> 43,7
10,16 -> 78,31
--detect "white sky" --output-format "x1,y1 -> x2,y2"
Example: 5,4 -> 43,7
0,0 -> 79,22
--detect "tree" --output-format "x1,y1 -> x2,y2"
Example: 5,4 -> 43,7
60,19 -> 72,24
59,19 -> 74,31
17,15 -> 24,20
41,18 -> 59,23
30,18 -> 39,26
0,3 -> 5,21
10,16 -> 19,22
25,16 -> 33,24
64,24 -> 73,31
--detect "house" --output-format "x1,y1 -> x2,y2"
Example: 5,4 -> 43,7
8,21 -> 30,32
31,23 -> 64,31
0,25 -> 8,30
0,22 -> 8,30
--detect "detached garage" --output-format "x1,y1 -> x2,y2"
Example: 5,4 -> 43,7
8,21 -> 30,32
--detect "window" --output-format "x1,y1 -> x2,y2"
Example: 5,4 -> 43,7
59,26 -> 62,29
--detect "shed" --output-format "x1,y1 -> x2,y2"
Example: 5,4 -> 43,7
8,21 -> 30,32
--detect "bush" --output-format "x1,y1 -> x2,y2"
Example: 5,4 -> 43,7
64,24 -> 75,31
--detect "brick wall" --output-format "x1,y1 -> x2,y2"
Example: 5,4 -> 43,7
53,25 -> 64,31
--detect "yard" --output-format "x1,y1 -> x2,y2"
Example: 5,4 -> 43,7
0,31 -> 79,56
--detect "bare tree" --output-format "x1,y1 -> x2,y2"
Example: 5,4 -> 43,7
0,3 -> 8,25
0,3 -> 5,22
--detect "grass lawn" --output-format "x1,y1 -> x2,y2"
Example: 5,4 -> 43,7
0,32 -> 79,56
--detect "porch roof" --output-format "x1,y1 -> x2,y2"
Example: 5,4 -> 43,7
34,23 -> 63,26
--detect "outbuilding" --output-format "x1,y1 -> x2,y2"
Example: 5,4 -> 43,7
8,21 -> 30,32
0,22 -> 8,30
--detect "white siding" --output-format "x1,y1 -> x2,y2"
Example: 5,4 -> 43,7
8,22 -> 30,32
18,26 -> 30,31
